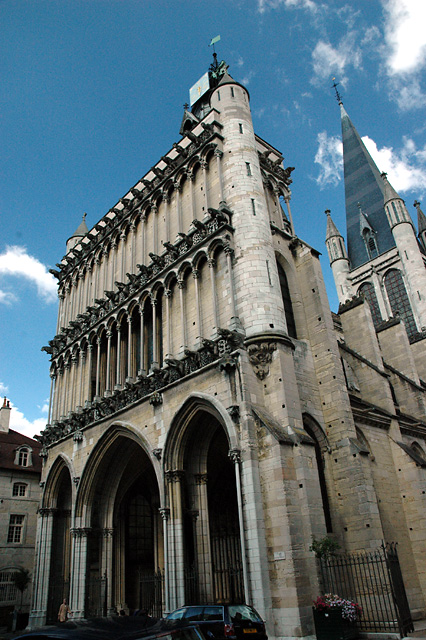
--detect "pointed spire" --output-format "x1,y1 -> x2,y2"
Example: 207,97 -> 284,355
381,172 -> 400,203
325,209 -> 342,240
339,105 -> 395,269
72,213 -> 89,239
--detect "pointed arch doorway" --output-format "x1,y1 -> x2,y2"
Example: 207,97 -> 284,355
166,405 -> 245,609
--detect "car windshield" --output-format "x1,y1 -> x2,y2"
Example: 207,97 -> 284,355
228,606 -> 262,623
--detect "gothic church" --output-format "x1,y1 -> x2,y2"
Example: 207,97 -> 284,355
31,56 -> 426,639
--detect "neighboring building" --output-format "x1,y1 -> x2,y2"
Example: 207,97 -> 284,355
30,56 -> 426,639
0,398 -> 41,620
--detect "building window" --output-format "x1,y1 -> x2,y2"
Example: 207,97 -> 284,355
231,87 -> 234,98
15,447 -> 31,467
7,515 -> 25,544
246,162 -> 251,176
239,123 -> 243,134
277,261 -> 297,338
384,269 -> 417,340
358,282 -> 382,328
12,483 -> 27,497
0,571 -> 18,603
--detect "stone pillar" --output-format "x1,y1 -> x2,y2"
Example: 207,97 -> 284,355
192,269 -> 202,345
139,308 -> 145,376
95,337 -> 101,400
141,213 -> 147,265
215,149 -> 224,204
177,279 -> 187,353
174,182 -> 183,234
151,295 -> 158,370
152,205 -> 158,255
48,373 -> 56,425
208,259 -> 219,336
229,449 -> 250,602
86,344 -> 93,402
224,244 -> 243,333
164,289 -> 172,359
120,232 -> 127,282
105,330 -> 113,395
115,328 -> 122,389
166,471 -> 185,609
201,160 -> 209,213
29,508 -> 57,628
193,474 -> 213,602
69,527 -> 90,619
164,195 -> 171,242
101,528 -> 115,614
159,507 -> 170,614
62,360 -> 71,417
126,316 -> 133,382
187,170 -> 196,220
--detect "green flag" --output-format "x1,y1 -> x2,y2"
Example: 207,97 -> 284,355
209,35 -> 221,46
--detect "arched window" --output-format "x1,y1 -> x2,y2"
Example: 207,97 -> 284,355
14,447 -> 32,467
362,229 -> 378,259
276,262 -> 297,338
358,282 -> 382,327
303,418 -> 332,533
384,269 -> 417,340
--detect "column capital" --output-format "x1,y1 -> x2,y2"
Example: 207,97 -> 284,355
194,473 -> 208,485
192,269 -> 200,279
165,469 -> 185,483
228,449 -> 242,464
208,259 -> 216,269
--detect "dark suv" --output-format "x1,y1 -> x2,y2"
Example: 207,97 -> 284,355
165,605 -> 267,640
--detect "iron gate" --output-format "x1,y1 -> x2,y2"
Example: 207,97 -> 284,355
138,569 -> 164,618
319,543 -> 414,637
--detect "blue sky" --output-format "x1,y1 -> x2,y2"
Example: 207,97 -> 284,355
1,0 -> 426,436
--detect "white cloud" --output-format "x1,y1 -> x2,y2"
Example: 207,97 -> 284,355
314,128 -> 426,197
0,382 -> 9,396
362,135 -> 426,195
258,0 -> 318,13
311,33 -> 362,85
0,290 -> 17,305
9,401 -> 47,439
0,246 -> 57,303
314,131 -> 343,188
382,0 -> 426,75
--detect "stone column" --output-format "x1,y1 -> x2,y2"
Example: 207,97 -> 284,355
224,244 -> 243,333
115,328 -> 122,389
159,507 -> 170,614
141,213 -> 147,265
53,367 -> 63,421
178,279 -> 187,353
164,289 -> 172,358
29,508 -> 57,628
120,232 -> 127,282
69,527 -> 90,619
208,259 -> 219,336
130,222 -> 136,273
229,449 -> 250,603
126,316 -> 133,382
95,337 -> 101,400
62,360 -> 71,417
151,295 -> 158,370
166,471 -> 185,609
174,182 -> 183,234
110,240 -> 118,292
57,291 -> 65,334
85,264 -> 92,308
105,330 -> 113,395
86,344 -> 93,403
47,373 -> 56,425
152,205 -> 159,255
187,170 -> 196,220
201,160 -> 209,214
94,257 -> 101,302
138,308 -> 145,376
101,528 -> 115,614
102,246 -> 109,295
164,195 -> 171,242
215,149 -> 224,204
194,473 -> 213,602
77,348 -> 86,409
70,354 -> 78,412
192,269 -> 203,345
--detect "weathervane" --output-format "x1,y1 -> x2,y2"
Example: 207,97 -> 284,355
331,77 -> 343,104
209,35 -> 221,70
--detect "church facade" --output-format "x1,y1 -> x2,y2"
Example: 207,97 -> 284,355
30,57 -> 426,639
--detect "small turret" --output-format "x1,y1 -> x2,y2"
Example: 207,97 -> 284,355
325,210 -> 352,303
382,173 -> 413,229
66,213 -> 89,253
414,200 -> 426,252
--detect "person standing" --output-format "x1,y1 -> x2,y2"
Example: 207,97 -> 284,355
58,599 -> 71,623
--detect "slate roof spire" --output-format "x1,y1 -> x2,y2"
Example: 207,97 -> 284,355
340,103 -> 395,269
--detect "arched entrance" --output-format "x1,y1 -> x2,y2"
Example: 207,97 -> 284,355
75,429 -> 162,617
166,404 -> 244,609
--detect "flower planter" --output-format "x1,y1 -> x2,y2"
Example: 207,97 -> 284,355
313,608 -> 359,640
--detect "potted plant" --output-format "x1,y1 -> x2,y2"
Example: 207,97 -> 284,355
312,593 -> 362,640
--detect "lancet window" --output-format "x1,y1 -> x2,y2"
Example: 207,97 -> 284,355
384,269 -> 417,339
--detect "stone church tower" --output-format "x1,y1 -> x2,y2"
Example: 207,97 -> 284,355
31,57 -> 426,639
